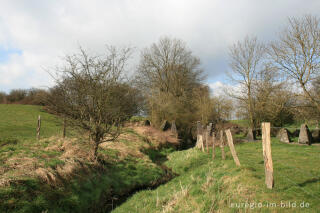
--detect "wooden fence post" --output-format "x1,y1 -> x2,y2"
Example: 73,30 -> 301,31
225,129 -> 241,166
37,115 -> 41,140
196,121 -> 202,149
262,122 -> 274,189
212,132 -> 216,159
200,134 -> 205,152
220,130 -> 226,160
206,125 -> 210,153
63,117 -> 66,138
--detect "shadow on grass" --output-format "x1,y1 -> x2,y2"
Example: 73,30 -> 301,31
142,148 -> 168,164
298,177 -> 320,187
0,138 -> 18,147
102,153 -> 178,212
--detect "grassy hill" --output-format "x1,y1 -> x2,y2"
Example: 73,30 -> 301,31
113,139 -> 320,213
0,104 -> 178,212
0,104 -> 62,141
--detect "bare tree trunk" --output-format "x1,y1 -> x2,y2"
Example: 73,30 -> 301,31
94,143 -> 99,158
300,81 -> 320,112
247,86 -> 255,129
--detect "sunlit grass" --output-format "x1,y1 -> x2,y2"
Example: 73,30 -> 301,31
113,138 -> 320,213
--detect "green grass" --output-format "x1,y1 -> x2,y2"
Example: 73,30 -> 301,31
129,116 -> 147,122
230,119 -> 249,128
2,105 -> 319,212
0,104 -> 63,141
0,104 -> 174,212
0,140 -> 167,213
113,138 -> 320,213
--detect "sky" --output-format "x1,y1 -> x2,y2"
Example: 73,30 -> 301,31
0,0 -> 320,94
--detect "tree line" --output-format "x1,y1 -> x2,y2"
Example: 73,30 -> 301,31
1,14 -> 319,156
228,15 -> 320,130
0,88 -> 48,105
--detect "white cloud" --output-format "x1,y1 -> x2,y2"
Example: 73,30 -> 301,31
209,81 -> 245,99
0,0 -> 320,91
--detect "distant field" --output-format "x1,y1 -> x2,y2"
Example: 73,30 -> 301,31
230,119 -> 249,127
0,104 -> 62,141
231,119 -> 319,131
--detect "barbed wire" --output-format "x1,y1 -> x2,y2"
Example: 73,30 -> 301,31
251,127 -> 319,131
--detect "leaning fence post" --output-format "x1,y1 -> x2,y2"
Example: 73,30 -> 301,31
212,132 -> 216,159
262,122 -> 274,189
37,115 -> 41,140
220,130 -> 226,160
225,129 -> 241,166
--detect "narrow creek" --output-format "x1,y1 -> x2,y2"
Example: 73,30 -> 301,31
104,164 -> 177,212
102,146 -> 180,213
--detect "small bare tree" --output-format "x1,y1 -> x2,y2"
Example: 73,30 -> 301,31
228,36 -> 266,129
47,47 -> 140,157
269,15 -> 320,112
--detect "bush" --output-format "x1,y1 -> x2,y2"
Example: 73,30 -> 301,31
6,89 -> 27,103
0,92 -> 6,104
1,88 -> 49,105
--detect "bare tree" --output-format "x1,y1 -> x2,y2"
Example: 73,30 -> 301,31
228,36 -> 266,128
137,37 -> 203,97
135,36 -> 204,134
269,15 -> 320,112
192,85 -> 214,125
211,95 -> 233,122
254,66 -> 294,126
47,47 -> 140,157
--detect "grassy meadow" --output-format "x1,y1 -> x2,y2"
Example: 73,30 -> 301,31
1,104 -> 320,212
0,104 -> 62,141
113,138 -> 320,213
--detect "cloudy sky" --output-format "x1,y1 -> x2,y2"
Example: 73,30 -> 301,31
0,0 -> 320,93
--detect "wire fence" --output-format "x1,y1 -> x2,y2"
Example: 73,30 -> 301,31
195,122 -> 320,193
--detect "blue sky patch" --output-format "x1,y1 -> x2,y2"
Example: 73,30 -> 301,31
0,46 -> 22,63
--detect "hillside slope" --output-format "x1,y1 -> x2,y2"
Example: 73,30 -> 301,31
0,104 -> 62,141
0,105 -> 179,212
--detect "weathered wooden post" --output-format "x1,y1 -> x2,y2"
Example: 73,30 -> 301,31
220,130 -> 226,160
201,133 -> 205,152
262,122 -> 274,189
63,117 -> 66,138
37,115 -> 41,140
196,121 -> 204,151
212,132 -> 216,159
225,129 -> 241,166
206,125 -> 210,153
